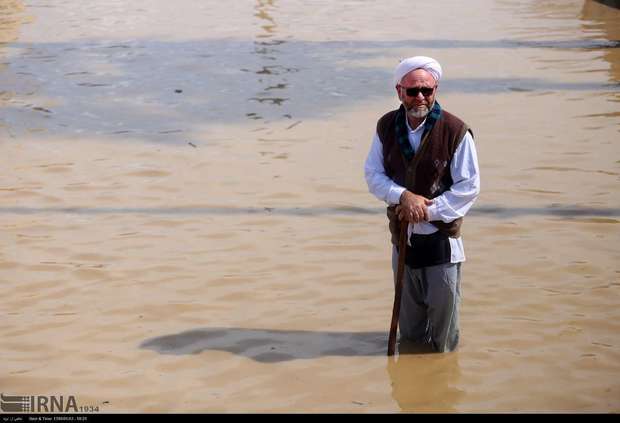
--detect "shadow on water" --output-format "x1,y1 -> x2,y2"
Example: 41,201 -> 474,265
140,327 -> 386,362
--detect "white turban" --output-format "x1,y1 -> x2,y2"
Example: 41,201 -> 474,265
393,56 -> 442,86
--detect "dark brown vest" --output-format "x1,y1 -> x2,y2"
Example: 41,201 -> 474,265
376,108 -> 471,245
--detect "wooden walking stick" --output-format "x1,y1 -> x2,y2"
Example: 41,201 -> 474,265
387,221 -> 408,356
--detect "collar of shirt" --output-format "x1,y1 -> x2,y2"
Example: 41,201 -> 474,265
405,116 -> 426,152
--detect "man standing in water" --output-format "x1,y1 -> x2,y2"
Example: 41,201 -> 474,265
364,56 -> 480,352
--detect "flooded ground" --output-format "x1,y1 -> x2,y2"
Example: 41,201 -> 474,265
1,0 -> 619,413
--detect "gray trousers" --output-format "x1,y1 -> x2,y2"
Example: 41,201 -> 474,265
391,246 -> 462,352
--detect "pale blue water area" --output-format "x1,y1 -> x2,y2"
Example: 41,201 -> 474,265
2,37 -> 619,139
1,0 -> 619,143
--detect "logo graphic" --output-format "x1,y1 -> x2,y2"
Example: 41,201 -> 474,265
0,394 -> 30,412
0,393 -> 88,413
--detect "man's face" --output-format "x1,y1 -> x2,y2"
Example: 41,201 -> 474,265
396,69 -> 437,118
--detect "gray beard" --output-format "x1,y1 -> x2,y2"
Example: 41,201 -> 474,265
407,106 -> 429,119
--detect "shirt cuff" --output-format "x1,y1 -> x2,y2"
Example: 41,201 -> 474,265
388,186 -> 406,205
427,203 -> 440,222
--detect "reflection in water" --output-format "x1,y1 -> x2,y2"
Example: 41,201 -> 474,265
0,0 -> 25,44
581,0 -> 620,83
255,0 -> 276,38
0,0 -> 27,139
387,349 -> 464,412
249,0 -> 291,120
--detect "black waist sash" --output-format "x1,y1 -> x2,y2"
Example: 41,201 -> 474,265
405,231 -> 452,269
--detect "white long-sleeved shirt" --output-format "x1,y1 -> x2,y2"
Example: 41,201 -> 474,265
364,115 -> 480,263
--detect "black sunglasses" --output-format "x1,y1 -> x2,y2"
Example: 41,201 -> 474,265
402,86 -> 436,97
